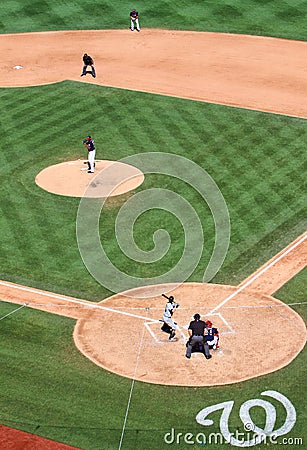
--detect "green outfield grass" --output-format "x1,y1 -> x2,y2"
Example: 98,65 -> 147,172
0,1 -> 306,449
0,0 -> 307,39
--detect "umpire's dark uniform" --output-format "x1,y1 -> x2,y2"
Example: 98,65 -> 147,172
81,53 -> 96,78
186,313 -> 211,359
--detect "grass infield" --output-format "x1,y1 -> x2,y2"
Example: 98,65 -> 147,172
0,1 -> 306,449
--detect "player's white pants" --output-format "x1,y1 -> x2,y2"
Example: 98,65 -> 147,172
88,150 -> 96,172
162,315 -> 177,330
131,18 -> 140,31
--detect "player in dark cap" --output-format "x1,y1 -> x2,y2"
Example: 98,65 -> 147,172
186,313 -> 212,359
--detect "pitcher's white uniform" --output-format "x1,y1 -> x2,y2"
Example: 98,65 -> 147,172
83,136 -> 96,173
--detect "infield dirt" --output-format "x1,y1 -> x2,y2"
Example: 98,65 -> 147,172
0,30 -> 306,118
0,30 -> 306,387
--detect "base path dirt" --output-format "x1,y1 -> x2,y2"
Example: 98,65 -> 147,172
1,30 -> 307,118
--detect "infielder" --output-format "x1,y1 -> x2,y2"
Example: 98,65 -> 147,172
130,9 -> 140,32
161,294 -> 180,340
82,136 -> 96,173
81,53 -> 96,78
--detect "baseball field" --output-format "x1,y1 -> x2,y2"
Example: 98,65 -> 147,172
0,1 -> 306,449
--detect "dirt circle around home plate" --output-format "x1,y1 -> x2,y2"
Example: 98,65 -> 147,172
73,282 -> 306,386
35,159 -> 145,197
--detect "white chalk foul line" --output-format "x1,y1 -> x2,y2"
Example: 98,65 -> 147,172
0,281 -> 154,322
209,232 -> 307,315
118,309 -> 148,450
0,304 -> 26,322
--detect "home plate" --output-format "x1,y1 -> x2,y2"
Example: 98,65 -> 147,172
13,65 -> 23,70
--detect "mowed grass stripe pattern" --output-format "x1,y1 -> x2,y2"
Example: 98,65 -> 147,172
0,2 -> 305,450
0,0 -> 307,39
0,82 -> 306,293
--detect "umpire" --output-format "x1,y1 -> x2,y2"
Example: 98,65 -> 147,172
186,313 -> 212,359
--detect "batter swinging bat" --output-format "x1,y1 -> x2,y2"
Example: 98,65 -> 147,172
162,293 -> 174,301
162,293 -> 180,307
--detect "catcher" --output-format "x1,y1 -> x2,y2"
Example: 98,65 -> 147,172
205,320 -> 219,350
81,53 -> 96,78
130,9 -> 140,32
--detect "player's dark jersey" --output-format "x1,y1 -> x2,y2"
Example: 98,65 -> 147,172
188,320 -> 207,336
87,139 -> 95,151
130,10 -> 138,19
83,54 -> 93,65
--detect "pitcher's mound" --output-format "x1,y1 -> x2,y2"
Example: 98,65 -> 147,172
35,160 -> 144,197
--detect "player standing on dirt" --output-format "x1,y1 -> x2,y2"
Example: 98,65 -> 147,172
81,53 -> 96,78
82,136 -> 96,173
161,295 -> 180,340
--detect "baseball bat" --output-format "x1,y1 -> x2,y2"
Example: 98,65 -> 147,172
162,293 -> 178,304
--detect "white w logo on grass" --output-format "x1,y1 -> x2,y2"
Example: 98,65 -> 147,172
196,390 -> 296,447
